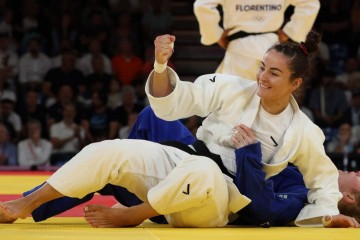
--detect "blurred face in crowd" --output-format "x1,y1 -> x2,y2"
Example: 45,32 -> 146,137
1,100 -> 14,117
28,40 -> 41,56
91,56 -> 104,73
58,85 -> 74,103
0,36 -> 9,52
0,124 -> 8,143
25,91 -> 38,108
61,52 -> 76,71
27,121 -> 41,141
62,104 -> 76,122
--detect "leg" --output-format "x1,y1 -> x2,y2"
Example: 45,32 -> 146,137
46,139 -> 188,201
83,155 -> 231,228
24,182 -> 95,222
0,183 -> 63,220
0,139 -> 187,224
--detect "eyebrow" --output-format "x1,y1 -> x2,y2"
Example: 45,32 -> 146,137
260,61 -> 283,73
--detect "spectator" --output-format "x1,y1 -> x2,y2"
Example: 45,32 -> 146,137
50,12 -> 78,56
0,7 -> 15,38
106,77 -> 122,110
0,33 -> 18,91
326,123 -> 354,154
317,0 -> 352,74
343,91 -> 360,127
335,57 -> 360,100
18,89 -> 47,138
50,102 -> 85,166
351,0 -> 360,60
348,72 -> 360,93
308,69 -> 348,131
0,122 -> 16,166
111,38 -> 144,86
51,39 -> 80,68
81,90 -> 117,143
43,49 -> 84,98
107,12 -> 142,57
118,110 -> 139,139
141,0 -> 173,46
112,85 -> 144,129
46,84 -> 77,127
18,37 -> 52,91
1,96 -> 21,142
0,71 -> 16,105
85,55 -> 112,94
78,38 -> 112,76
18,119 -> 52,169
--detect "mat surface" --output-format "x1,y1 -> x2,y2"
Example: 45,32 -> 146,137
0,171 -> 358,240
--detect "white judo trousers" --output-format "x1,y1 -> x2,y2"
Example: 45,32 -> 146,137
47,139 -> 246,227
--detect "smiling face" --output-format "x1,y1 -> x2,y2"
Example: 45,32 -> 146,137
256,50 -> 302,113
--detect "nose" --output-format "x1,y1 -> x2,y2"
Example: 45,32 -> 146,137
258,70 -> 268,83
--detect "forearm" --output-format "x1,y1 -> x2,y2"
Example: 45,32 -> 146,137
150,70 -> 173,97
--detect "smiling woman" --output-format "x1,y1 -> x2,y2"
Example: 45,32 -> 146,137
0,31 -> 356,229
257,31 -> 320,115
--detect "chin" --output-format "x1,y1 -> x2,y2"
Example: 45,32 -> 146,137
256,89 -> 265,98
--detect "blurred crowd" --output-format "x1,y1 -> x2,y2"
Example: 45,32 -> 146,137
0,0 -> 359,169
0,0 -> 177,168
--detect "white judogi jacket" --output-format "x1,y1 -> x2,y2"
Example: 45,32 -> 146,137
145,67 -> 342,227
194,0 -> 320,80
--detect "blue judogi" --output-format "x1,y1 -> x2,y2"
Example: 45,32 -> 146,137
25,107 -> 308,226
231,143 -> 308,226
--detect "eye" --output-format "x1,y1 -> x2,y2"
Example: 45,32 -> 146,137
258,66 -> 265,72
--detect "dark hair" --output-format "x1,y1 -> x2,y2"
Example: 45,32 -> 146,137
267,31 -> 321,102
338,192 -> 360,222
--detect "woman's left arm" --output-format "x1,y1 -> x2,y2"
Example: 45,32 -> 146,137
293,125 -> 342,227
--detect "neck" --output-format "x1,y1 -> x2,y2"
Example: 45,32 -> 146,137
31,138 -> 40,145
260,98 -> 290,115
63,119 -> 72,125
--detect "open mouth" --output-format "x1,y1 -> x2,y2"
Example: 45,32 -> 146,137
259,83 -> 270,89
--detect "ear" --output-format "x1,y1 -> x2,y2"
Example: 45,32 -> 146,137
342,192 -> 356,204
292,77 -> 302,90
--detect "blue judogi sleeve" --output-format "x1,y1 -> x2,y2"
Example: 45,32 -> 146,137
232,142 -> 308,227
128,106 -> 195,145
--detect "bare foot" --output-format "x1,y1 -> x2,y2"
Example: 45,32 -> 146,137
84,204 -> 135,228
0,200 -> 32,220
0,209 -> 17,223
111,202 -> 127,209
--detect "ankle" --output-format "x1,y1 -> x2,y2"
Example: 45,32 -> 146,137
125,207 -> 145,227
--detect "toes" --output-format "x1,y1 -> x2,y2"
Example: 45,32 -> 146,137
84,204 -> 106,212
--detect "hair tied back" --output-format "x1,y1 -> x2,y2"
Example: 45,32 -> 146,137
299,42 -> 308,55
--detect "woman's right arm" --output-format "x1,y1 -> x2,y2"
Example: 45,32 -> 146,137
150,35 -> 175,98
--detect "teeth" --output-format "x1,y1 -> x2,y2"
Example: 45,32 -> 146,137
259,83 -> 270,89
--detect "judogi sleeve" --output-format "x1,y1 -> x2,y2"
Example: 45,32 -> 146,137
193,0 -> 224,45
283,0 -> 320,42
232,142 -> 308,226
293,125 -> 341,227
128,106 -> 195,144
